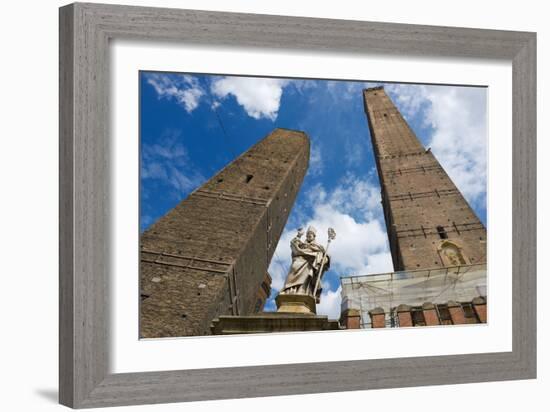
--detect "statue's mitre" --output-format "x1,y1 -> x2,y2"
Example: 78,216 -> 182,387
306,226 -> 317,234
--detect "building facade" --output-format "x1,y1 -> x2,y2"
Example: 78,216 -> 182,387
340,87 -> 487,329
340,264 -> 487,328
140,128 -> 310,338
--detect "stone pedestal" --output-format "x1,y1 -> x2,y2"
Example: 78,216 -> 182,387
211,293 -> 340,335
275,293 -> 316,314
210,312 -> 340,335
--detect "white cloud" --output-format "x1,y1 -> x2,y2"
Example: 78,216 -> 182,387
425,87 -> 487,208
321,80 -> 486,211
268,254 -> 290,292
317,285 -> 342,318
289,79 -> 319,95
344,139 -> 365,167
324,80 -> 365,103
385,83 -> 430,119
146,73 -> 204,113
141,130 -> 204,196
385,84 -> 487,209
168,168 -> 203,194
324,174 -> 383,221
210,77 -> 288,120
141,161 -> 168,180
307,203 -> 392,277
308,145 -> 323,176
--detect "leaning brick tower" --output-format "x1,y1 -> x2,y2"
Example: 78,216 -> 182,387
140,128 -> 309,338
363,86 -> 486,271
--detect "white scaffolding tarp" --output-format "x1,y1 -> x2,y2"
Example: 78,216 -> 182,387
340,264 -> 487,328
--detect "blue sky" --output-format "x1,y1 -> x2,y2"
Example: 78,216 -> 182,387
140,72 -> 487,318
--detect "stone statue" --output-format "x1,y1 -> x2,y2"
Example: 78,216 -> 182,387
280,226 -> 333,302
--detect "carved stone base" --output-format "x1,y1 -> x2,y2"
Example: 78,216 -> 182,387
210,312 -> 340,335
275,293 -> 316,314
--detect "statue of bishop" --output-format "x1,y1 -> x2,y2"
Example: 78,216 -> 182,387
280,226 -> 331,303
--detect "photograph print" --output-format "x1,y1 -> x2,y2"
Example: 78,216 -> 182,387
138,72 -> 488,338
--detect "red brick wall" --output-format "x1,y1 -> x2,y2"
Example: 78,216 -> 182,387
422,302 -> 440,326
340,309 -> 361,329
361,297 -> 486,329
472,296 -> 487,323
447,301 -> 467,324
397,304 -> 413,327
369,307 -> 386,328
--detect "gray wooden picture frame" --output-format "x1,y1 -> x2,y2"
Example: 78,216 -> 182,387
59,2 -> 536,408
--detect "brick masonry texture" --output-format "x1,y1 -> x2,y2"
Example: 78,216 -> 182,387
340,296 -> 487,328
363,87 -> 487,271
140,128 -> 310,338
341,296 -> 487,328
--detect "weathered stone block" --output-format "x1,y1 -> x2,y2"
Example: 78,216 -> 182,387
210,313 -> 340,335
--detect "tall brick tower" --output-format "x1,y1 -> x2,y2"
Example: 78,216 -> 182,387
363,86 -> 486,271
140,128 -> 309,338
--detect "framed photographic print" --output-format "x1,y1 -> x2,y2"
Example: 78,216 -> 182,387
59,2 -> 536,408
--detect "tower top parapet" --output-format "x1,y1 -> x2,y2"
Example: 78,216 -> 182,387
364,85 -> 384,92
